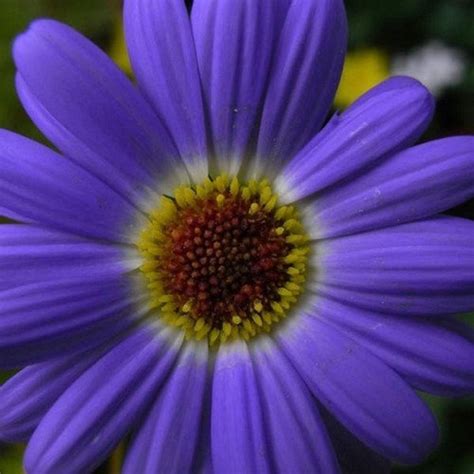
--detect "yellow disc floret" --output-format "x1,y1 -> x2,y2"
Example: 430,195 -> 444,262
137,175 -> 309,347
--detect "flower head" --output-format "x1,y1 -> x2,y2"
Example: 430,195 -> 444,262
0,0 -> 473,473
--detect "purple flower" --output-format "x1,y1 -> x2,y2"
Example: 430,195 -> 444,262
0,0 -> 473,473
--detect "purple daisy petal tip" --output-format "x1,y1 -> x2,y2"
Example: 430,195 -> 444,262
346,75 -> 435,116
279,314 -> 440,465
12,19 -> 68,68
13,15 -> 186,205
276,75 -> 435,203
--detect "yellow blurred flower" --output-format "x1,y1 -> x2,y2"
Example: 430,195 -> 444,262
109,17 -> 132,76
335,49 -> 389,108
0,444 -> 24,474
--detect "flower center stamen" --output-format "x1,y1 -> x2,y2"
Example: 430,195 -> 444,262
138,175 -> 309,346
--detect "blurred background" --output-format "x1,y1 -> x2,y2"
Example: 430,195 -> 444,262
0,0 -> 472,472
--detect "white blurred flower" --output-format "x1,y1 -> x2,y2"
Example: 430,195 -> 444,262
392,40 -> 466,96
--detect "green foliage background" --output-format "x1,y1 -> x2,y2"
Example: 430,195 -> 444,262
0,0 -> 472,472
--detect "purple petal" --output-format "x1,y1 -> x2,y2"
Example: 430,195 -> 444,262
211,341 -> 271,473
191,383 -> 213,474
14,19 -> 186,204
317,216 -> 474,316
0,277 -> 137,368
0,350 -> 101,442
252,338 -> 339,473
278,314 -> 439,464
313,297 -> 474,397
123,342 -> 208,473
124,0 -> 208,182
254,0 -> 347,175
306,135 -> 474,239
24,326 -> 182,474
191,0 -> 284,174
0,130 -> 141,242
0,225 -> 137,291
275,77 -> 434,201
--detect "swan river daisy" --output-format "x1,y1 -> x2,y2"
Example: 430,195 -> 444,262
0,0 -> 473,473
